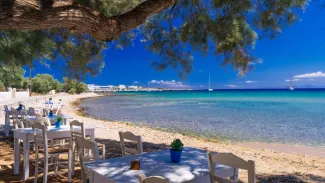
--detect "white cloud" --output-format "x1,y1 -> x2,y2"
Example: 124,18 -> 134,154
245,80 -> 257,84
132,81 -> 140,84
224,84 -> 239,88
294,71 -> 325,79
198,70 -> 204,73
148,80 -> 190,88
285,79 -> 300,82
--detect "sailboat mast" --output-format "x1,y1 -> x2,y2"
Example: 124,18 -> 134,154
209,74 -> 211,89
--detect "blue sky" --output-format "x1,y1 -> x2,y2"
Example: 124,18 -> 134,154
29,1 -> 325,89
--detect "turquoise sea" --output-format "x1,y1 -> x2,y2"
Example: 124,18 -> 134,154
80,89 -> 325,147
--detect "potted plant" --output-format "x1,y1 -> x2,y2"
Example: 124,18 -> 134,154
17,104 -> 23,111
170,139 -> 184,163
55,116 -> 63,129
48,109 -> 54,117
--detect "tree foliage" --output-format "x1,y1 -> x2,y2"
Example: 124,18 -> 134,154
62,77 -> 88,94
0,64 -> 25,89
0,0 -> 308,77
141,0 -> 308,77
0,30 -> 106,79
31,74 -> 62,94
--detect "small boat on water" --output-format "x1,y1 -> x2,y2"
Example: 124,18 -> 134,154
289,76 -> 294,91
208,74 -> 213,91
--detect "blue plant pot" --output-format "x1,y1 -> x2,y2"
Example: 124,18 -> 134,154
170,149 -> 182,163
55,121 -> 61,129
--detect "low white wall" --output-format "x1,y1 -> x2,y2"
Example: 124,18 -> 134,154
15,91 -> 29,98
0,92 -> 11,99
0,88 -> 30,100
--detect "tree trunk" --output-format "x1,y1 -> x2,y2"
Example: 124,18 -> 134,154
0,0 -> 176,41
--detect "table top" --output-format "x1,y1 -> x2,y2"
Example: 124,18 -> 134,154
12,125 -> 93,134
25,115 -> 73,120
84,147 -> 233,183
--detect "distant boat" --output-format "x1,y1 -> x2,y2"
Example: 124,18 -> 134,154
208,74 -> 213,91
289,76 -> 294,91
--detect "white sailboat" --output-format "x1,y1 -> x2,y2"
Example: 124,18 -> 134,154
289,76 -> 294,91
208,74 -> 213,91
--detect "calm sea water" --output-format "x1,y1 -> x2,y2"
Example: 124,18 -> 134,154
80,89 -> 325,147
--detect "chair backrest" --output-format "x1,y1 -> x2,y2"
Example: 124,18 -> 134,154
27,107 -> 36,116
75,137 -> 100,183
10,108 -> 19,120
139,174 -> 169,183
43,108 -> 49,116
70,120 -> 85,139
54,104 -> 64,115
207,152 -> 256,183
37,117 -> 51,126
119,131 -> 143,156
13,119 -> 25,129
4,105 -> 8,112
32,121 -> 49,156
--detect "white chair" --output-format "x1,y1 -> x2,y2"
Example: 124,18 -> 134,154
207,152 -> 256,183
139,174 -> 169,183
13,119 -> 25,129
4,105 -> 14,136
70,120 -> 105,175
33,121 -> 72,183
43,108 -> 49,116
119,131 -> 143,156
75,137 -> 100,183
27,107 -> 36,116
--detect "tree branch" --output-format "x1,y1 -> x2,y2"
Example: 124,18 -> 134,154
0,0 -> 176,41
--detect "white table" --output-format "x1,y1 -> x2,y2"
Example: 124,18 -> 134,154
25,114 -> 73,125
84,147 -> 236,183
13,125 -> 95,180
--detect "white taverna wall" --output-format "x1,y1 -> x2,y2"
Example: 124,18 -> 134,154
0,88 -> 29,100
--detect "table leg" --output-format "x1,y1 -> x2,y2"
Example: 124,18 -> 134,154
5,114 -> 8,136
23,136 -> 30,181
63,118 -> 67,125
90,129 -> 95,141
14,137 -> 20,175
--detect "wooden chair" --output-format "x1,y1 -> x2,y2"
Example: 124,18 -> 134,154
33,121 -> 72,183
43,108 -> 49,116
139,174 -> 169,183
119,131 -> 143,156
75,137 -> 100,183
4,105 -> 13,136
13,119 -> 25,129
207,152 -> 256,183
27,107 -> 36,116
70,120 -> 105,175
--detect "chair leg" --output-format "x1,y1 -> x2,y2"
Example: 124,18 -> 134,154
68,150 -> 72,182
71,148 -> 75,176
43,156 -> 48,183
101,145 -> 106,160
54,155 -> 59,175
34,153 -> 39,183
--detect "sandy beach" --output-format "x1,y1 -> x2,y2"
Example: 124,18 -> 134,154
1,92 -> 325,182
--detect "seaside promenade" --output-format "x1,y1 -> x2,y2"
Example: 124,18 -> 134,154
0,93 -> 324,182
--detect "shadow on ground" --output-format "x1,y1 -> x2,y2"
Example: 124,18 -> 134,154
0,132 -> 324,183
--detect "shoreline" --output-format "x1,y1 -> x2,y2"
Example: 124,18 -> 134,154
75,93 -> 325,158
1,92 -> 325,181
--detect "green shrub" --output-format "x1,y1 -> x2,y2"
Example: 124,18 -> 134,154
170,139 -> 184,151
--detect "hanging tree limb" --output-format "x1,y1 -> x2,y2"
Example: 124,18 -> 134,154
0,0 -> 176,41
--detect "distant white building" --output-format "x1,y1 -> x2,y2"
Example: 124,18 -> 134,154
118,85 -> 127,90
87,84 -> 116,92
